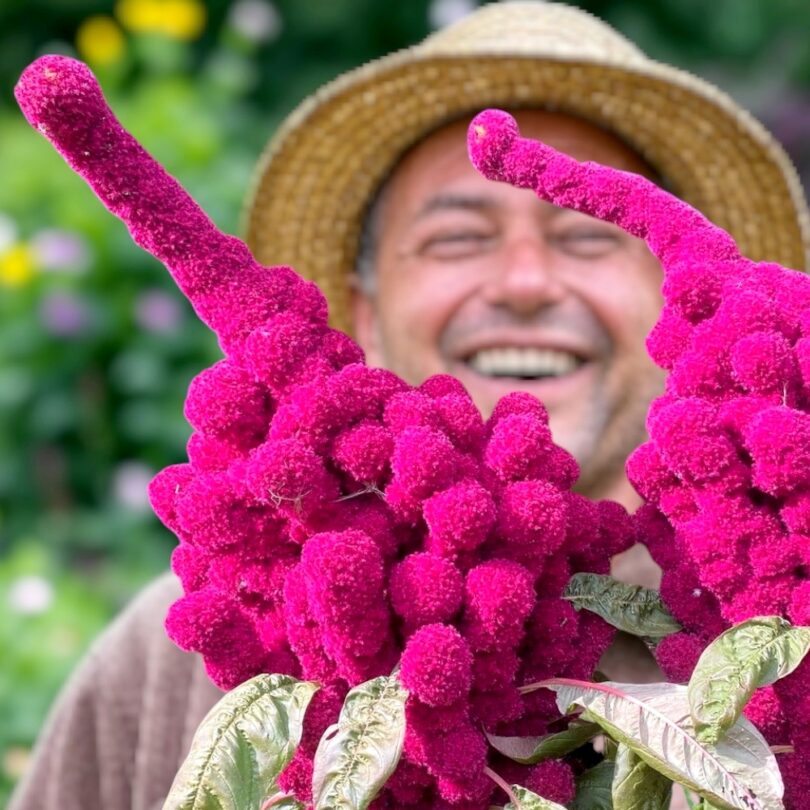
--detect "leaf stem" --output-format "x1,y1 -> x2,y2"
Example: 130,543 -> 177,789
484,766 -> 521,810
261,793 -> 289,810
518,677 -> 627,697
769,745 -> 794,754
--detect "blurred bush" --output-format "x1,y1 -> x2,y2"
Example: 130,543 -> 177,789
0,0 -> 808,803
0,1 -> 294,800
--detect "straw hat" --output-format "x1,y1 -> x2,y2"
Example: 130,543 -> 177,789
243,0 -> 810,334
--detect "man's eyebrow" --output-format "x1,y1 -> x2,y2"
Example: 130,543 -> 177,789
412,193 -> 497,221
411,193 -> 576,223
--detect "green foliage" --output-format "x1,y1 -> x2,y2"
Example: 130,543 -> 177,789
688,616 -> 810,746
2,1 -> 810,806
570,761 -> 615,810
537,678 -> 784,810
611,744 -> 672,810
504,784 -> 567,810
163,674 -> 319,810
564,573 -> 681,642
0,544 -> 111,801
486,720 -> 601,764
311,674 -> 408,810
0,8 -> 267,804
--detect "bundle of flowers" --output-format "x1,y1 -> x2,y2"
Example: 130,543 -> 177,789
15,57 -> 638,809
20,52 -> 810,809
467,109 -> 810,807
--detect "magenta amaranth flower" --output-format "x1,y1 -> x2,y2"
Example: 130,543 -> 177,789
331,420 -> 393,485
468,107 -> 809,806
400,623 -> 473,707
164,587 -> 266,689
390,425 -> 460,500
484,412 -> 553,482
14,61 -> 644,810
743,406 -> 810,496
654,631 -> 705,683
463,559 -> 534,652
523,760 -> 576,806
390,553 -> 464,631
184,360 -> 272,449
423,479 -> 496,558
497,479 -> 567,553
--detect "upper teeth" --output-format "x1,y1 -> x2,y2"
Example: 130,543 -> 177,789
468,347 -> 580,378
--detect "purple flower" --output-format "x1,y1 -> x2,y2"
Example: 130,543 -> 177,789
31,229 -> 90,273
227,0 -> 282,42
113,461 -> 155,512
39,291 -> 91,336
134,289 -> 183,333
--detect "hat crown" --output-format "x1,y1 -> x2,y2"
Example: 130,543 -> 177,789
420,0 -> 646,62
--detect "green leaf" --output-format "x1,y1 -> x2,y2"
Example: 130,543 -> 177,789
564,573 -> 681,640
262,797 -> 305,810
311,673 -> 408,810
611,744 -> 672,810
602,732 -> 619,762
682,787 -> 703,809
688,616 -> 810,745
533,678 -> 784,810
486,720 -> 601,764
504,784 -> 567,810
570,761 -> 615,810
163,673 -> 320,810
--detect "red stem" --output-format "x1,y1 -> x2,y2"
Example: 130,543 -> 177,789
484,766 -> 521,810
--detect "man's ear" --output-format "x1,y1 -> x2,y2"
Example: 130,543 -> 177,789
351,277 -> 385,368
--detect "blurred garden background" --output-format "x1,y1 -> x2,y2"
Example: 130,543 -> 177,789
1,0 -> 810,802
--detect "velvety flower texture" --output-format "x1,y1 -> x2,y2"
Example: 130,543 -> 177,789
17,59 -> 635,810
470,108 -> 809,807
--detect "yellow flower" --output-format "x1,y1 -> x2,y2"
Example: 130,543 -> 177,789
2,746 -> 31,781
116,0 -> 206,40
0,244 -> 36,287
76,15 -> 127,65
117,0 -> 162,33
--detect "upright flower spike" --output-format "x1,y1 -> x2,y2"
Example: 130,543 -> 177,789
14,55 -> 322,351
13,59 -> 665,809
467,108 -> 742,268
469,110 -> 810,807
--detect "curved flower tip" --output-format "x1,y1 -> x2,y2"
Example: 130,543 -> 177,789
467,109 -> 520,180
15,55 -> 98,131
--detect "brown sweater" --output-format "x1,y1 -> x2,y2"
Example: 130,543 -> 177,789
9,574 -> 221,810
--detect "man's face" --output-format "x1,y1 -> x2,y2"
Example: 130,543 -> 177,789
353,110 -> 666,497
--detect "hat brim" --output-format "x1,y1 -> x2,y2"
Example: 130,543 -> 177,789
244,49 -> 810,335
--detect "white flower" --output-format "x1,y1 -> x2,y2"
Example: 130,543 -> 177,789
31,229 -> 91,273
228,0 -> 282,43
428,0 -> 477,29
2,746 -> 31,781
113,461 -> 155,512
7,575 -> 54,615
0,213 -> 18,253
134,289 -> 183,333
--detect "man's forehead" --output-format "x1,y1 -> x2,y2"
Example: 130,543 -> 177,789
412,190 -> 595,224
392,108 -> 659,187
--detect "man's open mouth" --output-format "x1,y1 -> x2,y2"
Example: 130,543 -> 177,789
464,347 -> 585,380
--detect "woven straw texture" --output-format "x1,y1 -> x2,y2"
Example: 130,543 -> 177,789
244,1 -> 810,334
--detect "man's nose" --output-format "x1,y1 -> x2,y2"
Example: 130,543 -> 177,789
482,236 -> 566,314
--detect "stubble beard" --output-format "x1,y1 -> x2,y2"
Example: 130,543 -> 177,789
572,366 -> 666,501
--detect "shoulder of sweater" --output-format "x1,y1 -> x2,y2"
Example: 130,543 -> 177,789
85,571 -> 182,656
81,572 -> 212,695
